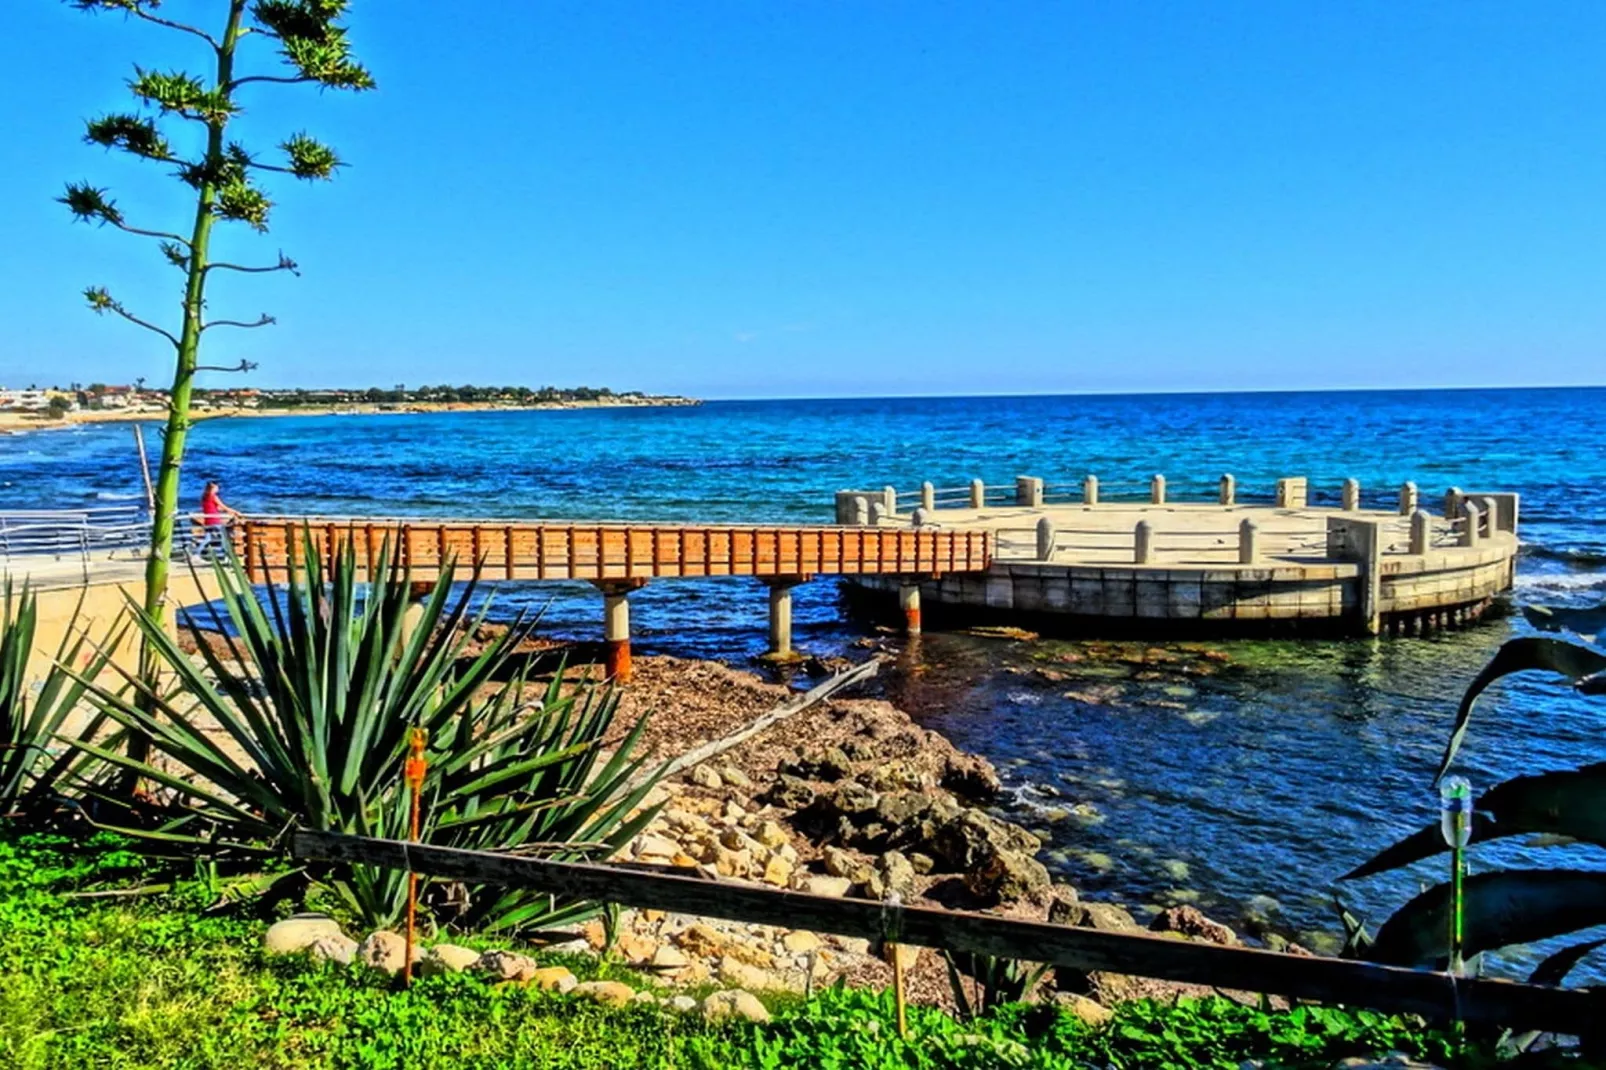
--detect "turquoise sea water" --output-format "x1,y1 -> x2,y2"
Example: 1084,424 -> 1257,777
5,387 -> 1605,972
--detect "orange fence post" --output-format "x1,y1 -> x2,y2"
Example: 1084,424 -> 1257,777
401,727 -> 428,985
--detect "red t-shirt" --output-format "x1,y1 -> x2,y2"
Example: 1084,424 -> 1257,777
201,488 -> 225,526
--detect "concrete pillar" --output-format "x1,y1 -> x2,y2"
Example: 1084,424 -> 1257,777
1134,520 -> 1155,564
763,577 -> 801,658
1444,487 -> 1464,521
1082,475 -> 1099,506
1342,479 -> 1360,512
1461,501 -> 1482,548
834,490 -> 854,524
882,486 -> 897,514
969,479 -> 985,509
1238,518 -> 1259,564
852,495 -> 870,525
911,507 -> 931,528
921,481 -> 936,512
1398,481 -> 1418,516
1015,475 -> 1044,507
596,581 -> 642,683
1478,496 -> 1499,537
1036,516 -> 1057,561
869,501 -> 887,525
1276,477 -> 1308,509
898,583 -> 922,636
1150,474 -> 1166,505
1410,509 -> 1432,555
1219,474 -> 1236,506
1327,517 -> 1384,635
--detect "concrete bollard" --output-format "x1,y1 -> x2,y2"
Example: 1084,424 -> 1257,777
1083,474 -> 1099,506
969,478 -> 985,509
1016,475 -> 1044,507
1461,500 -> 1482,548
869,501 -> 887,525
1342,479 -> 1360,512
1036,516 -> 1057,561
921,481 -> 936,512
1219,474 -> 1236,506
851,495 -> 870,526
1150,474 -> 1166,505
1238,518 -> 1259,564
883,486 -> 897,514
1410,509 -> 1431,554
1398,481 -> 1418,516
911,507 -> 931,529
1134,520 -> 1155,564
1444,487 -> 1464,521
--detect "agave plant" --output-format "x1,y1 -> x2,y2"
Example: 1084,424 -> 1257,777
1342,633 -> 1606,982
941,949 -> 1053,1018
0,581 -> 121,823
72,536 -> 665,930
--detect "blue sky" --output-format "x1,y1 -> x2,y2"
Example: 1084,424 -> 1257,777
2,1 -> 1602,398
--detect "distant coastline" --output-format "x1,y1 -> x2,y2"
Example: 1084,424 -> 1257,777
0,393 -> 701,433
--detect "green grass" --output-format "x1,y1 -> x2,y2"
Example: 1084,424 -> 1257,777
0,833 -> 1538,1069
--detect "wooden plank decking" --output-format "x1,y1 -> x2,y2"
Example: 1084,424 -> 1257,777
234,516 -> 992,583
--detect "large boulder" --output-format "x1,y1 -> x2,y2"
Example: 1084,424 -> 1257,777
965,847 -> 1050,902
761,775 -> 817,811
356,931 -> 414,974
780,747 -> 853,782
1149,906 -> 1238,947
941,753 -> 1002,802
870,850 -> 918,900
926,808 -> 1039,872
702,989 -> 771,1023
418,943 -> 481,975
264,915 -> 346,955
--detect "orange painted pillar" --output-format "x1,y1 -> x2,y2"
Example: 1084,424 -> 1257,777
595,580 -> 645,683
898,582 -> 922,636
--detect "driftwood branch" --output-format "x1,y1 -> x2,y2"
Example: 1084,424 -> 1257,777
651,658 -> 881,784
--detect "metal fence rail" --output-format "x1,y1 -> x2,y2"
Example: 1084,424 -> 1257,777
0,506 -> 150,579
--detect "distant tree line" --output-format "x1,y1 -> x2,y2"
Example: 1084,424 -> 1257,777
232,384 -> 647,408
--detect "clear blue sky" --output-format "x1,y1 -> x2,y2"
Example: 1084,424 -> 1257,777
2,1 -> 1602,398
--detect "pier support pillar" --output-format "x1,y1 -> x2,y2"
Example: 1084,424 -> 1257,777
1083,475 -> 1099,506
898,582 -> 922,636
762,576 -> 806,660
921,481 -> 936,512
1219,474 -> 1235,506
1410,509 -> 1432,555
1398,481 -> 1418,516
1015,476 -> 1044,507
1238,519 -> 1259,564
969,479 -> 985,509
1134,521 -> 1155,564
1150,474 -> 1167,505
595,579 -> 646,683
1342,479 -> 1361,512
1327,517 -> 1384,636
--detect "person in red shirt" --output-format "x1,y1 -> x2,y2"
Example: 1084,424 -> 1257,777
193,480 -> 242,558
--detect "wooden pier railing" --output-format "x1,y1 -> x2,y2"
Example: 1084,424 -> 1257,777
234,516 -> 992,584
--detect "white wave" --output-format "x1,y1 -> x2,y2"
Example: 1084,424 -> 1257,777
92,491 -> 142,501
1517,572 -> 1606,593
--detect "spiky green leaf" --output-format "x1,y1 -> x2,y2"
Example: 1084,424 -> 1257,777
1367,869 -> 1606,968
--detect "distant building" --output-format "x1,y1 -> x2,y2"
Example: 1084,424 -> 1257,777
0,388 -> 50,411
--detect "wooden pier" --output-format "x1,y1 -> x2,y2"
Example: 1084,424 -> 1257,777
234,517 -> 992,681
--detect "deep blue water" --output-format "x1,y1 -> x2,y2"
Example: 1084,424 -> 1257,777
5,388 -> 1606,974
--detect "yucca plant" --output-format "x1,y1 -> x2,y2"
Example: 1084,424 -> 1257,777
1342,633 -> 1606,982
1,582 -> 122,823
941,949 -> 1053,1018
72,536 -> 665,930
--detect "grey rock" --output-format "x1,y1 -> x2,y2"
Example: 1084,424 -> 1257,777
264,915 -> 346,955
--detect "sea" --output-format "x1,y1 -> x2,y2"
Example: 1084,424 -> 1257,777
4,387 -> 1605,975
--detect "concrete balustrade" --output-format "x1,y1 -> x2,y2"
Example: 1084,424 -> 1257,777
1399,481 -> 1418,516
1410,509 -> 1431,554
1150,474 -> 1167,505
1444,487 -> 1464,521
1276,477 -> 1308,509
1342,479 -> 1361,512
1219,474 -> 1235,506
1083,475 -> 1099,505
970,479 -> 985,508
1478,496 -> 1499,537
1238,518 -> 1259,564
921,481 -> 936,511
1134,520 -> 1155,564
883,486 -> 897,513
869,501 -> 887,525
1461,500 -> 1482,548
911,507 -> 931,528
1016,475 -> 1044,507
852,495 -> 870,525
1036,516 -> 1057,561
